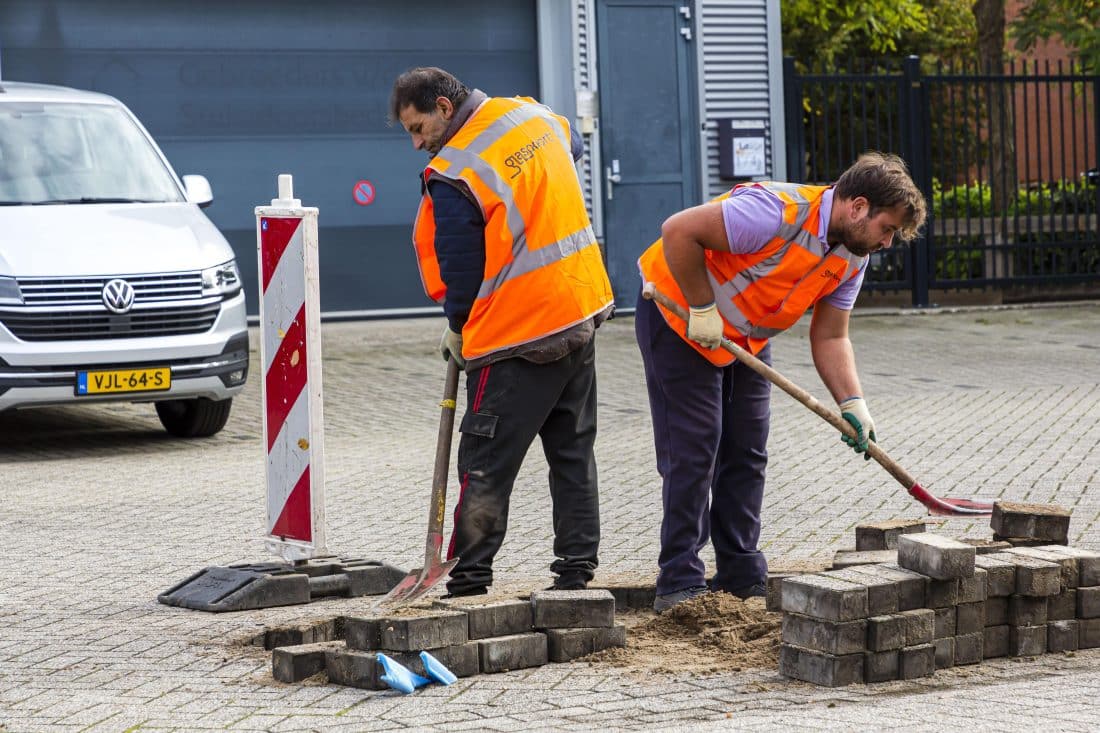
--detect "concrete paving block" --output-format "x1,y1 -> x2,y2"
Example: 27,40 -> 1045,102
378,611 -> 469,651
1010,625 -> 1048,656
832,550 -> 897,568
956,601 -> 985,635
958,568 -> 988,603
954,632 -> 983,664
821,568 -> 898,615
844,564 -> 925,611
898,644 -> 935,679
865,615 -> 907,652
897,533 -> 975,580
344,563 -> 409,596
855,519 -> 926,551
781,613 -> 867,655
779,644 -> 863,687
531,590 -> 614,629
899,608 -> 934,645
1079,618 -> 1100,649
933,637 -> 954,669
272,641 -> 344,683
1005,547 -> 1079,588
325,642 -> 480,689
766,574 -> 796,613
991,501 -> 1071,543
974,555 -> 1017,597
925,578 -> 960,609
435,598 -> 533,640
342,617 -> 383,651
985,597 -> 1009,626
984,625 -> 1010,658
959,538 -> 1013,554
994,535 -> 1063,547
986,552 -> 1061,597
1009,595 -> 1049,626
263,619 -> 338,650
864,650 -> 899,682
934,607 -> 956,639
780,574 -> 868,622
478,632 -> 548,673
1049,589 -> 1077,621
545,625 -> 626,662
592,585 -> 656,612
1037,545 -> 1100,586
1076,586 -> 1100,619
1048,619 -> 1080,652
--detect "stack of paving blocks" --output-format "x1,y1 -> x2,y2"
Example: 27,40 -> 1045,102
777,502 -> 1100,687
272,590 -> 625,687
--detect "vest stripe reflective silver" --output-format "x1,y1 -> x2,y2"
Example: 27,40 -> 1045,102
430,103 -> 590,302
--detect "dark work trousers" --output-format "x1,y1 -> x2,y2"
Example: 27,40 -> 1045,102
445,337 -> 600,595
635,293 -> 771,596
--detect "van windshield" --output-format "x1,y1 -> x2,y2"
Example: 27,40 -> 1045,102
0,102 -> 185,205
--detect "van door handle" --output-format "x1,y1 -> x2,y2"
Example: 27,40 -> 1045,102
605,159 -> 622,200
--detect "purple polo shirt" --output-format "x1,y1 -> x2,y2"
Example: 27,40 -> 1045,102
721,186 -> 866,310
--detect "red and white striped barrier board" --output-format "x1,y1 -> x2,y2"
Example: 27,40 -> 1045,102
255,175 -> 326,562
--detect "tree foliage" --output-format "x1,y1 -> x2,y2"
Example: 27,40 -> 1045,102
1010,0 -> 1100,72
781,0 -> 930,71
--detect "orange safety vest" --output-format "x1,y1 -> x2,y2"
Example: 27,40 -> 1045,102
413,96 -> 613,361
637,182 -> 865,367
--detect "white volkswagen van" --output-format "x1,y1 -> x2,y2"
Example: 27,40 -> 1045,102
0,81 -> 248,437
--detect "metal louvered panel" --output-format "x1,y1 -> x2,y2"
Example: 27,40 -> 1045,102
573,0 -> 603,237
699,0 -> 779,198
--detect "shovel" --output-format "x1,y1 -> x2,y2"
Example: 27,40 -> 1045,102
642,283 -> 993,517
375,357 -> 462,609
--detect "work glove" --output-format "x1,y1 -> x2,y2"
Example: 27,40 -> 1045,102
686,302 -> 723,350
439,327 -> 466,369
839,396 -> 876,461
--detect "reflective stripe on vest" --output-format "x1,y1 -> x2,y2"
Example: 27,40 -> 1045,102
413,97 -> 612,360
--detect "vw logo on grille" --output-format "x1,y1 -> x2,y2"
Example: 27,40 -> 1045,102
102,279 -> 136,314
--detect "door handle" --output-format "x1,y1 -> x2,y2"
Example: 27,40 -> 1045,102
605,159 -> 622,200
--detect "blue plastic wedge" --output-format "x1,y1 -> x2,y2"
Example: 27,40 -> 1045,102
420,650 -> 458,685
377,653 -> 431,694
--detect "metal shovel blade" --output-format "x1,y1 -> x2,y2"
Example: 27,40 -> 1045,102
909,483 -> 993,516
376,557 -> 459,610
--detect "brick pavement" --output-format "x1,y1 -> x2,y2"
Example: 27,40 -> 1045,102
1,302 -> 1100,731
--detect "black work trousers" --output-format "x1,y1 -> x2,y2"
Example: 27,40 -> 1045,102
445,338 -> 600,595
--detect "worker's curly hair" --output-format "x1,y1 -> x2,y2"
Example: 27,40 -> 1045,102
834,152 -> 927,242
389,67 -> 470,124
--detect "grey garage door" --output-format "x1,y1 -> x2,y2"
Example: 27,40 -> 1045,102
0,0 -> 539,315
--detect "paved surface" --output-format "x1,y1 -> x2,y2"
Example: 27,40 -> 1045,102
2,302 -> 1100,731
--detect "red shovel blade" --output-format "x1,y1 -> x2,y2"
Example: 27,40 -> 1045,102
908,483 -> 994,517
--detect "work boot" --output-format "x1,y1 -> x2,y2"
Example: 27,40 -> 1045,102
653,585 -> 709,614
441,587 -> 488,600
546,571 -> 588,591
729,582 -> 766,600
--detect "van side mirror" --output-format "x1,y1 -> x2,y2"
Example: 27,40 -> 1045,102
182,175 -> 214,208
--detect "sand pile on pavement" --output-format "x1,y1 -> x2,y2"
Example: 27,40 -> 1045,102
589,592 -> 780,676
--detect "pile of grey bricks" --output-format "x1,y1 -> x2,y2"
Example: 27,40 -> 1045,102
271,589 -> 625,688
774,501 -> 1100,687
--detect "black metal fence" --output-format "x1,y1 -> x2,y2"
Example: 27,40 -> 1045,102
784,56 -> 1100,306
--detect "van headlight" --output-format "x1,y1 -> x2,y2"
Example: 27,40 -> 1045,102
201,260 -> 241,297
0,277 -> 23,306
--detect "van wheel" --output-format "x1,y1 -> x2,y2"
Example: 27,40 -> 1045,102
155,397 -> 232,437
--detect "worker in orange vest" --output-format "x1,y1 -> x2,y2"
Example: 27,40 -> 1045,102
391,67 -> 614,597
636,152 -> 927,612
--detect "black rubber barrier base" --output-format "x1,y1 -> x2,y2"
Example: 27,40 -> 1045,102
158,558 -> 407,612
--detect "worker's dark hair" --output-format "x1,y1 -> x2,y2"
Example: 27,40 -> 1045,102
389,67 -> 470,124
834,151 -> 927,241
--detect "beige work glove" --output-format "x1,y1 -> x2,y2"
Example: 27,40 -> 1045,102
686,302 -> 723,350
439,327 -> 466,369
839,396 -> 876,461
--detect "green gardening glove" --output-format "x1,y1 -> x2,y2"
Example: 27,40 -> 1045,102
839,396 -> 876,461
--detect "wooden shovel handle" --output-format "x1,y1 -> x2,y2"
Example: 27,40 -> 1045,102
641,282 -> 918,491
424,357 -> 461,567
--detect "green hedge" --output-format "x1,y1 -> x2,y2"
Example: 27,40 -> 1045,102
932,175 -> 1098,218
